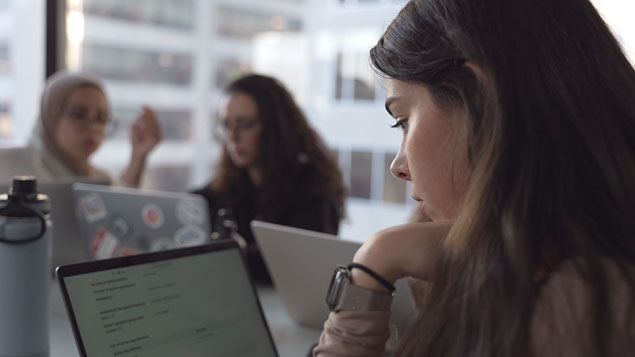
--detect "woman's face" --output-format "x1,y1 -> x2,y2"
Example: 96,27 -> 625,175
219,92 -> 262,169
55,86 -> 108,162
386,78 -> 470,221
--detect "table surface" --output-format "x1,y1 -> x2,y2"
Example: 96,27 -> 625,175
49,281 -> 322,357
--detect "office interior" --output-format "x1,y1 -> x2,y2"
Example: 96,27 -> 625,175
0,0 -> 633,356
1,0 -> 633,239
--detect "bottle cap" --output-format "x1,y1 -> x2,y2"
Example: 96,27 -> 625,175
9,176 -> 38,196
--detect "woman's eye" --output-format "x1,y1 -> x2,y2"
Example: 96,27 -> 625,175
390,118 -> 408,131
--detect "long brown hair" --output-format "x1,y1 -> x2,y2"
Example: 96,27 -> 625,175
210,74 -> 346,221
370,0 -> 635,356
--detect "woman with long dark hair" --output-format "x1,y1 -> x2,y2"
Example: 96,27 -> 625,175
194,74 -> 346,284
315,0 -> 635,356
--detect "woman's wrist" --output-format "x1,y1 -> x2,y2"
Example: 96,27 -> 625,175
350,267 -> 396,293
130,149 -> 149,163
351,231 -> 402,292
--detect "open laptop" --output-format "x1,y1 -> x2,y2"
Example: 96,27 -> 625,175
251,221 -> 416,333
72,184 -> 211,260
0,177 -> 109,271
56,240 -> 278,357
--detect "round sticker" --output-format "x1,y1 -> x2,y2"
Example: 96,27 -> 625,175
175,200 -> 205,226
150,238 -> 174,252
141,204 -> 164,229
111,216 -> 132,239
173,226 -> 207,247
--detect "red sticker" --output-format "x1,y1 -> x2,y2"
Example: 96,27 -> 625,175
91,228 -> 119,259
118,247 -> 140,257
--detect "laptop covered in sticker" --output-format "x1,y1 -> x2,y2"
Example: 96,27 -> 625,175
72,183 -> 211,260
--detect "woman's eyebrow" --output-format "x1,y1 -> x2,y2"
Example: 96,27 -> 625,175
385,96 -> 400,117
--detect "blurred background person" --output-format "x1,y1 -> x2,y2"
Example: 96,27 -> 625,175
193,74 -> 346,284
0,71 -> 162,186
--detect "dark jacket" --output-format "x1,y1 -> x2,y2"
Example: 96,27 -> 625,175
192,169 -> 341,284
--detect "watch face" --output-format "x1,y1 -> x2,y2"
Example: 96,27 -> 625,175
326,265 -> 349,311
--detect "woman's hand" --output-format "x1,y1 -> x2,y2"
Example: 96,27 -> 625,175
120,106 -> 162,187
130,106 -> 162,160
350,221 -> 451,292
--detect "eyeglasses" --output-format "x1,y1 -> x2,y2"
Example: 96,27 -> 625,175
60,106 -> 118,136
212,117 -> 260,141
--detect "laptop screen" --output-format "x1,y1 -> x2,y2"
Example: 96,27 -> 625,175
57,241 -> 277,357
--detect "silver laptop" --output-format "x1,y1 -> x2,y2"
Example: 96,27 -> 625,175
56,240 -> 278,357
72,184 -> 211,260
251,220 -> 416,333
0,177 -> 109,271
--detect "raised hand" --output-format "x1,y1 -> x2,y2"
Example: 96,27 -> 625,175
130,106 -> 162,160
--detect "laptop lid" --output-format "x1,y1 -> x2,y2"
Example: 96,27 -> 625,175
0,177 -> 109,271
56,240 -> 278,357
251,220 -> 416,331
72,183 -> 211,260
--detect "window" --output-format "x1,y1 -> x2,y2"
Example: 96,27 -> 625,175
334,50 -> 379,103
0,0 -> 45,145
216,6 -> 301,40
60,0 -> 307,192
382,152 -> 407,204
82,0 -> 194,30
591,0 -> 635,64
214,56 -> 252,90
82,45 -> 192,86
63,0 -> 202,191
349,150 -> 373,199
110,107 -> 192,141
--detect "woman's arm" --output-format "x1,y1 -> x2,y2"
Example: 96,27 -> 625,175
350,221 -> 449,290
120,106 -> 162,187
313,222 -> 450,356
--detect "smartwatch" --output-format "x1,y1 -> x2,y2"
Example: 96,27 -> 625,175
326,265 -> 393,312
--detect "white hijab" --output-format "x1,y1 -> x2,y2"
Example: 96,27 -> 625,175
27,70 -> 108,178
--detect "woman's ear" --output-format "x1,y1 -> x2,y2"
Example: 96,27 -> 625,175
463,61 -> 487,85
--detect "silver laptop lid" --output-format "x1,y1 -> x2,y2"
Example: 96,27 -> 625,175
251,220 -> 415,332
56,240 -> 278,357
72,184 -> 211,260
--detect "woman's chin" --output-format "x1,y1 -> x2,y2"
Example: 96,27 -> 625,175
230,156 -> 255,169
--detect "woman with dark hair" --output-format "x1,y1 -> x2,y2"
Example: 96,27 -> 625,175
193,74 -> 346,284
315,0 -> 635,356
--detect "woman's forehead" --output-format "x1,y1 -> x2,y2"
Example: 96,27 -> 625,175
219,92 -> 259,119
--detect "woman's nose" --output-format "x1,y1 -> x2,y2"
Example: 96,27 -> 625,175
225,125 -> 240,142
390,147 -> 411,181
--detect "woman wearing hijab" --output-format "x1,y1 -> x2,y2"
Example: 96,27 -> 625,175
0,71 -> 162,186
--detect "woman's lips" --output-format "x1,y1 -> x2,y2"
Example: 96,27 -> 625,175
83,139 -> 98,150
417,200 -> 427,216
412,196 -> 427,216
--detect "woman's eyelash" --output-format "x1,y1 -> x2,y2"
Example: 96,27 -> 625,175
390,119 -> 408,130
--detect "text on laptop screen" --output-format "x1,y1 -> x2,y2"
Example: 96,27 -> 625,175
63,248 -> 276,357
